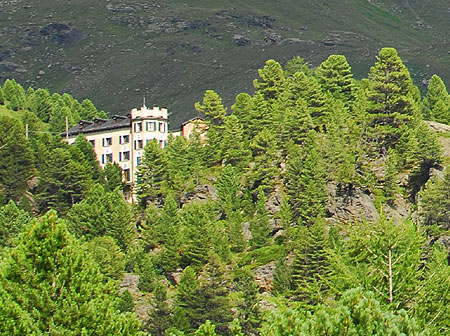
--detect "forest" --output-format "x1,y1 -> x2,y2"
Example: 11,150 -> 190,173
0,47 -> 449,335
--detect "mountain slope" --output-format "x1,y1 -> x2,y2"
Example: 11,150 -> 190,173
1,0 -> 449,127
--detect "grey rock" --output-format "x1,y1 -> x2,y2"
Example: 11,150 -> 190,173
254,261 -> 276,291
61,63 -> 81,73
0,61 -> 24,72
232,34 -> 251,46
180,184 -> 218,205
40,23 -> 85,45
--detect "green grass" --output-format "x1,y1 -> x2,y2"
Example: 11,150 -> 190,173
1,0 -> 450,127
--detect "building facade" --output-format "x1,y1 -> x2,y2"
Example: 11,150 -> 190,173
62,105 -> 169,200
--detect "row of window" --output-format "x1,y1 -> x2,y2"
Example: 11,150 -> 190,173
101,151 -> 130,164
133,121 -> 167,133
99,131 -> 167,148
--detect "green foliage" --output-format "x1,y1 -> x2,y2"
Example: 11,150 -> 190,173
285,131 -> 327,225
104,162 -> 124,191
73,135 -> 104,184
250,187 -> 271,249
118,290 -> 135,313
0,116 -> 34,202
291,219 -> 331,304
83,236 -> 125,281
0,211 -> 143,335
366,47 -> 418,151
284,56 -> 312,76
0,200 -> 32,247
420,167 -> 450,229
315,54 -> 356,102
66,184 -> 134,250
135,140 -> 168,207
423,74 -> 450,124
146,282 -> 171,335
137,253 -> 157,292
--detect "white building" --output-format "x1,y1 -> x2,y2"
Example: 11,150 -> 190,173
62,105 -> 169,200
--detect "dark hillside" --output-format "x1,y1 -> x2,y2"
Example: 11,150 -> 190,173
1,0 -> 449,126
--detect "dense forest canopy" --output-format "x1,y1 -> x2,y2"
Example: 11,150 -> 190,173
0,48 -> 449,335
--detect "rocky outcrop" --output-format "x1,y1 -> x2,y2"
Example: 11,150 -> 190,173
254,261 -> 276,291
180,184 -> 218,205
120,273 -> 152,320
326,182 -> 379,223
40,23 -> 85,45
0,61 -> 25,73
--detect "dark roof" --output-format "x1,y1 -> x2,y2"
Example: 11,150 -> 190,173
181,116 -> 205,126
61,115 -> 131,137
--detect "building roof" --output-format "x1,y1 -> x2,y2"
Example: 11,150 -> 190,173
61,115 -> 131,137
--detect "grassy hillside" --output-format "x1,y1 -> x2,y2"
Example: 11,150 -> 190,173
1,0 -> 449,127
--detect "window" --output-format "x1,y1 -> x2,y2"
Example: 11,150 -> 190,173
89,139 -> 95,147
101,153 -> 113,164
134,139 -> 143,150
134,122 -> 142,132
123,169 -> 131,182
119,135 -> 129,144
120,151 -> 130,161
146,121 -> 156,131
158,122 -> 166,133
136,156 -> 141,166
102,137 -> 112,147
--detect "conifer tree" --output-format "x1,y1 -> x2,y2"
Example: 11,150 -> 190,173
291,219 -> 331,304
366,48 -> 418,150
216,165 -> 241,218
284,56 -> 312,76
103,162 -> 124,191
179,202 -> 215,267
248,129 -> 279,192
73,135 -> 104,184
0,200 -> 32,247
83,236 -> 125,281
282,98 -> 314,145
331,217 -> 425,308
0,211 -> 143,335
222,114 -> 251,168
315,54 -> 356,102
0,116 -> 34,203
146,282 -> 172,335
165,135 -> 190,197
27,88 -> 52,122
422,74 -> 450,124
0,87 -> 4,104
80,98 -> 99,120
135,140 -> 168,207
253,59 -> 286,100
173,266 -> 200,333
195,90 -> 227,165
285,131 -> 327,225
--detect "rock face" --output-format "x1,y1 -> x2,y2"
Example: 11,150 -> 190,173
40,23 -> 85,45
254,261 -> 276,291
180,184 -> 218,205
326,182 -> 379,224
120,273 -> 151,320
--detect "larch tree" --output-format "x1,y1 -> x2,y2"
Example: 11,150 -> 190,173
0,211 -> 143,335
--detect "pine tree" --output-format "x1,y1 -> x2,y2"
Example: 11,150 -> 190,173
284,56 -> 312,76
216,165 -> 241,217
222,114 -> 251,168
195,90 -> 227,165
80,98 -> 99,120
0,211 -> 143,335
103,162 -> 124,191
137,253 -> 157,292
73,135 -> 104,184
83,236 -> 125,281
366,47 -> 418,150
173,266 -> 201,333
0,116 -> 34,203
146,282 -> 172,335
285,131 -> 327,225
135,140 -> 168,207
291,219 -> 331,305
0,200 -> 32,247
27,88 -> 52,122
422,74 -> 450,124
315,54 -> 356,103
253,59 -> 286,100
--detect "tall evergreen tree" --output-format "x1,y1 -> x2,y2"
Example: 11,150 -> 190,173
103,162 -> 124,192
315,54 -> 356,103
285,131 -> 327,225
284,56 -> 312,76
73,135 -> 104,184
253,59 -> 286,100
221,114 -> 251,168
0,211 -> 143,335
146,282 -> 172,335
422,74 -> 450,124
0,200 -> 32,247
135,140 -> 168,207
365,47 -> 418,151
